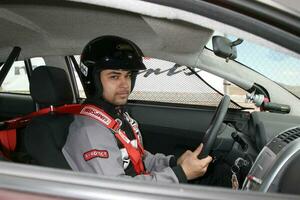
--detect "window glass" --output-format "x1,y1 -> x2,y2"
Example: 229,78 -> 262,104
236,41 -> 300,98
0,57 -> 45,94
130,58 -> 243,109
72,56 -> 253,109
31,57 -> 46,70
0,60 -> 29,94
73,55 -> 86,98
76,72 -> 86,98
199,71 -> 255,109
207,32 -> 300,98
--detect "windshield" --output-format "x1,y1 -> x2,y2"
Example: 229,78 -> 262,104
207,33 -> 300,98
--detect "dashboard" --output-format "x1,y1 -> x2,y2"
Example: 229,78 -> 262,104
243,124 -> 300,195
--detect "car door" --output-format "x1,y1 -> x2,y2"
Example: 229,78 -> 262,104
125,57 -> 252,157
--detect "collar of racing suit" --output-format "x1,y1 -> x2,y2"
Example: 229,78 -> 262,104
84,97 -> 126,118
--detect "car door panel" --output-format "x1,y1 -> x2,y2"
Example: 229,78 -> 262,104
128,102 -> 249,157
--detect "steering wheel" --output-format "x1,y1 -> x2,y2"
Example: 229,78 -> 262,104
198,95 -> 231,159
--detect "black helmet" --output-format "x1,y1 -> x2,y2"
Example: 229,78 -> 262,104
80,35 -> 146,98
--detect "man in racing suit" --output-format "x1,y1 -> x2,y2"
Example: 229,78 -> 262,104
62,35 -> 212,183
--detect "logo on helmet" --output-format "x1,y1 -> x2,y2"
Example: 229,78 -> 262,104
80,63 -> 88,77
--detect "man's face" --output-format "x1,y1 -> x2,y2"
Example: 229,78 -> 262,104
100,69 -> 132,106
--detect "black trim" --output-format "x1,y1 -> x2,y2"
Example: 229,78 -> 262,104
70,55 -> 90,98
25,59 -> 37,110
24,59 -> 33,78
171,165 -> 187,183
169,156 -> 177,167
0,47 -> 21,86
127,100 -> 249,116
65,56 -> 79,102
143,0 -> 300,53
128,99 -> 225,111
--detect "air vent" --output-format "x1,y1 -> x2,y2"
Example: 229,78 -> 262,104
277,127 -> 300,144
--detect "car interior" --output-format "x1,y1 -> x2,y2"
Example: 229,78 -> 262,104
23,66 -> 74,169
0,0 -> 299,197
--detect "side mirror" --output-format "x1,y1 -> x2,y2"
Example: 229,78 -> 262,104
212,36 -> 243,61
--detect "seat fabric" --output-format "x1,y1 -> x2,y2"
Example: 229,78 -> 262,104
24,66 -> 74,169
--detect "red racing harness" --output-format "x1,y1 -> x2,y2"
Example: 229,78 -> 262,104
0,104 -> 146,174
79,104 -> 146,175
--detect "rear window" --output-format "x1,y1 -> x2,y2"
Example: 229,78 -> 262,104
0,57 -> 45,94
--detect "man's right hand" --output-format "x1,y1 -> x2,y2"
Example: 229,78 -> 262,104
179,143 -> 213,180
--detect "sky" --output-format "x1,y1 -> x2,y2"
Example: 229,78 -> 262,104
206,34 -> 300,86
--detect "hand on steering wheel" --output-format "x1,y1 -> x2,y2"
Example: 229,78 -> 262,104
198,95 -> 231,159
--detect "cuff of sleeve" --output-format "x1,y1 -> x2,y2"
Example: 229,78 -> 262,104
169,156 -> 177,167
171,165 -> 187,183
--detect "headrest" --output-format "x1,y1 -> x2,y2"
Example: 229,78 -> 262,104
30,66 -> 73,106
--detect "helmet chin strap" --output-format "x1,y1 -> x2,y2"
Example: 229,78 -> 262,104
92,69 -> 103,99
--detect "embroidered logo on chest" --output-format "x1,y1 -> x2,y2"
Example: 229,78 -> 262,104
83,149 -> 109,161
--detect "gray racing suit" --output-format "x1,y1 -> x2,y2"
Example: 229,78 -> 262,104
62,98 -> 187,183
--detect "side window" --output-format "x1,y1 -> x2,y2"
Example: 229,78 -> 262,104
0,60 -> 29,94
31,57 -> 46,70
72,56 -> 253,109
72,55 -> 86,98
199,71 -> 255,109
206,31 -> 300,103
130,58 -> 250,109
0,57 -> 45,94
76,72 -> 86,98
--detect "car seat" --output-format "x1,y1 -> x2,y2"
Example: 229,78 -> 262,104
24,66 -> 74,169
